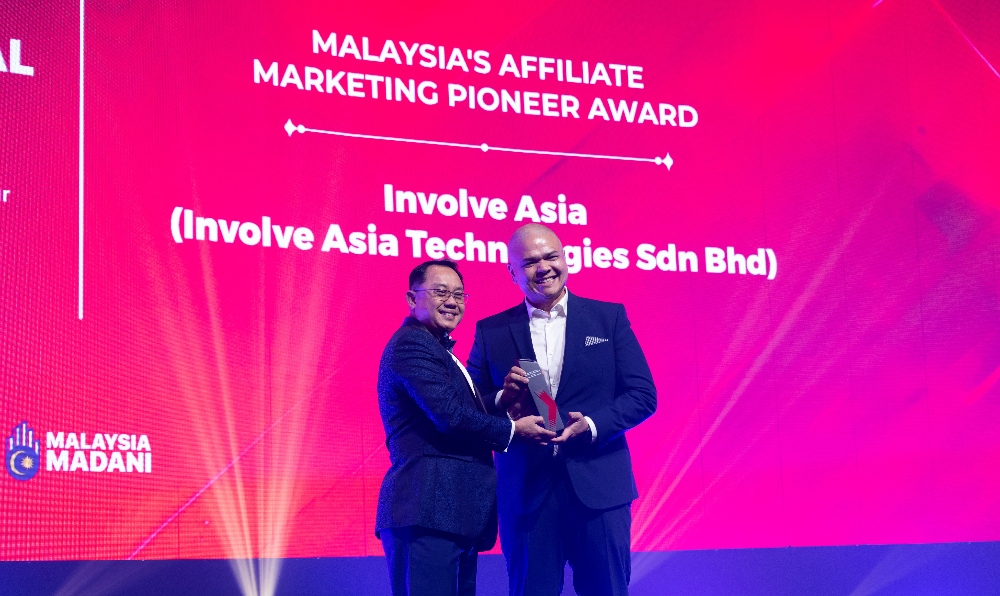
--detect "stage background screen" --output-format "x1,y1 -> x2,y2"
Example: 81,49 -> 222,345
1,0 -> 999,563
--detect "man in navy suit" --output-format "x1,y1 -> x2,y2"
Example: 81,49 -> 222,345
377,260 -> 557,596
467,225 -> 657,596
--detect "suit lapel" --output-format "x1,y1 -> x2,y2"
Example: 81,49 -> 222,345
445,347 -> 489,413
560,293 -> 587,400
507,303 -> 536,361
467,369 -> 489,413
409,316 -> 485,412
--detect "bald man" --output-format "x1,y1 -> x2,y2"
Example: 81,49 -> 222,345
467,224 -> 657,596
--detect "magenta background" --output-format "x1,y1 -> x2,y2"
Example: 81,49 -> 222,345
1,0 -> 999,560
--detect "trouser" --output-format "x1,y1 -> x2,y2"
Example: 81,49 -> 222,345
381,526 -> 479,596
501,461 -> 632,596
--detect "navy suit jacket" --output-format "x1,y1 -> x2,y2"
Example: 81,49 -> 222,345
467,293 -> 656,515
375,317 -> 513,551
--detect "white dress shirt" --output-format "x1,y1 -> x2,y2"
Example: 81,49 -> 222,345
526,291 -> 569,399
496,290 -> 597,442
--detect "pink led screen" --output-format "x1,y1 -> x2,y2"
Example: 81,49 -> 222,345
1,0 -> 999,560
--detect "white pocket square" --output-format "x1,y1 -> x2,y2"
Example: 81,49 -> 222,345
585,336 -> 609,347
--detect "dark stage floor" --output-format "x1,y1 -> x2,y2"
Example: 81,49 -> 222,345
2,542 -> 998,595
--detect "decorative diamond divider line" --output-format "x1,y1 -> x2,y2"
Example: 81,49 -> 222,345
284,119 -> 673,170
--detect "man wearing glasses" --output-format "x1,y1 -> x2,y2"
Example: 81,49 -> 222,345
467,224 -> 657,596
376,259 -> 556,596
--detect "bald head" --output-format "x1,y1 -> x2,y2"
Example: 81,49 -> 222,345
508,224 -> 562,256
507,224 -> 568,311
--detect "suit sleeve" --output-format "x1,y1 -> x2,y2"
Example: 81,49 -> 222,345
467,322 -> 503,416
391,332 -> 512,451
586,304 -> 657,449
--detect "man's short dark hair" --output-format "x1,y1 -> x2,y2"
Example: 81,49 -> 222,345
409,260 -> 463,289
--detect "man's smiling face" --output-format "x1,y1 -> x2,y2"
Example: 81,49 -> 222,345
508,225 -> 568,309
407,265 -> 465,336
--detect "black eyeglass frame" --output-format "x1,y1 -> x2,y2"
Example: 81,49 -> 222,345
411,288 -> 470,303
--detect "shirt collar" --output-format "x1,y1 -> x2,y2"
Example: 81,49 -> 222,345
525,289 -> 569,319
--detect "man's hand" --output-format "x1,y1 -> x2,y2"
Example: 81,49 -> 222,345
506,396 -> 531,421
552,412 -> 591,444
500,365 -> 529,410
514,415 -> 558,446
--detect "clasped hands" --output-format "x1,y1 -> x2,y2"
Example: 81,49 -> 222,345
503,365 -> 591,447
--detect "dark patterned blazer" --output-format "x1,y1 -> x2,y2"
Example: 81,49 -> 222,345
467,293 -> 657,517
375,316 -> 513,550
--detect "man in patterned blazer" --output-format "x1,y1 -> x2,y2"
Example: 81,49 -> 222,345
467,225 -> 657,596
376,259 -> 556,596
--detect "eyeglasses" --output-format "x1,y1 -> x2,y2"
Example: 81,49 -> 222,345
412,288 -> 469,303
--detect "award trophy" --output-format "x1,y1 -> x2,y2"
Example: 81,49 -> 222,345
517,359 -> 564,433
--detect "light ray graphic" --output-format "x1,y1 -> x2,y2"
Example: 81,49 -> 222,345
632,169 -> 893,547
125,370 -> 332,561
194,236 -> 259,594
126,197 -> 347,595
635,199 -> 871,545
847,543 -> 949,595
283,119 -> 675,169
255,243 -> 341,594
53,561 -> 151,596
637,326 -> 860,553
928,0 -> 1000,80
964,359 -> 1000,404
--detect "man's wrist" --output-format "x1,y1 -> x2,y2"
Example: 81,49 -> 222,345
584,416 -> 597,444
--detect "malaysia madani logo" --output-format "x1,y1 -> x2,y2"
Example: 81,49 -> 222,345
5,421 -> 154,481
6,421 -> 41,481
